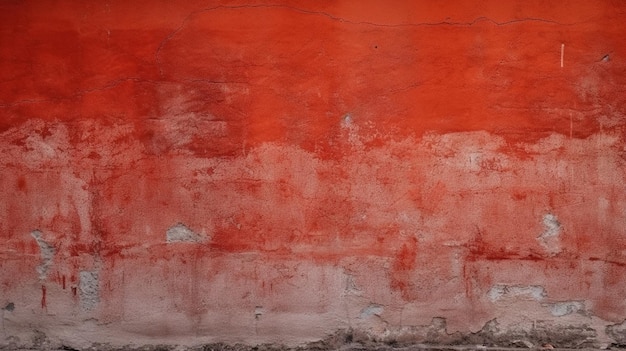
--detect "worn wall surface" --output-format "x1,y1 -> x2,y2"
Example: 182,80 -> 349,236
1,1 -> 626,349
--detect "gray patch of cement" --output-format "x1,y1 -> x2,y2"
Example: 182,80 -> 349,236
537,213 -> 562,255
166,223 -> 203,243
545,301 -> 586,317
307,321 -> 599,350
254,306 -> 264,319
607,319 -> 626,345
343,272 -> 362,296
0,322 -> 611,350
3,302 -> 15,312
540,214 -> 561,238
487,284 -> 546,302
360,304 -> 384,318
31,230 -> 55,280
79,271 -> 99,311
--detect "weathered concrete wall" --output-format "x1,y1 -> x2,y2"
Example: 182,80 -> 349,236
1,1 -> 626,349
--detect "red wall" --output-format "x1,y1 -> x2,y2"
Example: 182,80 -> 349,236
1,1 -> 626,348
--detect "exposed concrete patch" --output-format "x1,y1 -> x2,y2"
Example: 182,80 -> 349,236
1,303 -> 14,342
540,214 -> 561,238
166,223 -> 205,243
79,271 -> 99,311
460,319 -> 598,349
32,330 -> 51,350
487,284 -> 546,302
343,272 -> 362,296
3,302 -> 14,312
303,319 -> 599,349
0,321 -> 611,350
30,230 -> 55,280
360,304 -> 384,318
537,213 -> 562,256
254,306 -> 264,319
545,301 -> 586,317
606,319 -> 626,346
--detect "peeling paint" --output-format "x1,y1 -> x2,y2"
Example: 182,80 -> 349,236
343,272 -> 361,296
487,285 -> 546,302
30,230 -> 55,280
1,0 -> 626,349
546,301 -> 586,317
537,213 -> 562,256
166,223 -> 205,243
360,304 -> 384,318
79,271 -> 99,311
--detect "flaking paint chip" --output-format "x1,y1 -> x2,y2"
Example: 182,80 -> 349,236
166,223 -> 205,243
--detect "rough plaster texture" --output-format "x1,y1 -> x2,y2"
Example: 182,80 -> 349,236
1,1 -> 626,350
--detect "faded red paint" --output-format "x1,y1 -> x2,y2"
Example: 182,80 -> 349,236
391,238 -> 419,300
1,0 -> 626,347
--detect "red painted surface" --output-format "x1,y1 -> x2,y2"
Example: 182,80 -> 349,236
1,0 -> 626,347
